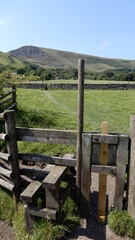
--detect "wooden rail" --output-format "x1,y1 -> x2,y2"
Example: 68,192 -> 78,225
0,85 -> 17,111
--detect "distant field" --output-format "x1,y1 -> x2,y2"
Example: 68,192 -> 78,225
18,79 -> 135,85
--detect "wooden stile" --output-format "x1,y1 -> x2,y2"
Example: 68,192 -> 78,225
98,122 -> 109,224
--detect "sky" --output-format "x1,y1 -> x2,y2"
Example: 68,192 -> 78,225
0,0 -> 135,59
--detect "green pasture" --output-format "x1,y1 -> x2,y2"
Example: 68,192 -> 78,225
14,88 -> 135,156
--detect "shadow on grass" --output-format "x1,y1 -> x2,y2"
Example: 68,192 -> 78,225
15,107 -> 58,128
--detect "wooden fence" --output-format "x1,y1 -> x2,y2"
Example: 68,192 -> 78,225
0,110 -> 135,229
0,85 -> 17,112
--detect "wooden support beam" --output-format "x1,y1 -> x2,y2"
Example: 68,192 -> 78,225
98,122 -> 109,224
0,133 -> 8,141
91,165 -> 116,176
0,178 -> 14,191
76,59 -> 85,207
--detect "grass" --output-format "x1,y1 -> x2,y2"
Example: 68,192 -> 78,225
108,210 -> 135,239
0,188 -> 79,240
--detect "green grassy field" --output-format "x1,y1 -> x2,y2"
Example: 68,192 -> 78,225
14,88 -> 135,156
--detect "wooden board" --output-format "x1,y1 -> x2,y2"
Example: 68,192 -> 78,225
80,133 -> 92,217
42,166 -> 68,189
98,122 -> 109,224
16,128 -> 77,145
19,153 -> 76,167
91,165 -> 116,176
20,181 -> 42,203
24,204 -> 57,220
114,135 -> 128,210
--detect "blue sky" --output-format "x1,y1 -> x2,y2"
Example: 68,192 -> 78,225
0,0 -> 135,59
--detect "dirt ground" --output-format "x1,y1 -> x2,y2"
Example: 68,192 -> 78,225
0,173 -> 133,240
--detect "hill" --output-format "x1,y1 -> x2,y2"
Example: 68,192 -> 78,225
8,45 -> 135,72
0,51 -> 24,68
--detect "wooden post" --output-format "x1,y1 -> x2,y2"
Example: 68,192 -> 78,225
98,121 -> 109,224
76,59 -> 85,207
80,133 -> 92,217
4,110 -> 21,208
128,115 -> 135,218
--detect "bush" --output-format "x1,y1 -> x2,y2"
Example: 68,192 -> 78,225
108,210 -> 135,239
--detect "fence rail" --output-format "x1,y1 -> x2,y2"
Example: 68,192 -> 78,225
0,85 -> 17,112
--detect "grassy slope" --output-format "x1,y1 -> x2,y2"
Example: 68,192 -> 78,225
0,51 -> 24,68
9,46 -> 135,71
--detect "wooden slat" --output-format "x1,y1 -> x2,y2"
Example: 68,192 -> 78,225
91,165 -> 116,176
108,144 -> 117,166
42,166 -> 68,189
80,133 -> 92,217
0,152 -> 11,162
98,122 -> 109,224
20,181 -> 42,203
0,97 -> 12,107
0,166 -> 11,178
7,103 -> 16,110
0,178 -> 14,191
16,128 -> 77,145
92,134 -> 118,144
0,112 -> 4,120
91,142 -> 100,165
19,153 -> 76,167
0,91 -> 12,100
0,133 -> 8,141
24,204 -> 57,220
114,135 -> 128,210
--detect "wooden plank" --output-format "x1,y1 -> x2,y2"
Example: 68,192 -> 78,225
92,134 -> 118,144
98,122 -> 109,224
0,178 -> 14,191
24,204 -> 57,220
128,116 -> 135,218
0,112 -> 4,120
16,128 -> 77,145
0,97 -> 12,107
42,166 -> 68,189
19,153 -> 76,167
0,91 -> 12,100
76,59 -> 85,207
91,142 -> 100,165
20,167 -> 48,179
0,152 -> 11,162
0,166 -> 11,178
45,189 -> 60,211
108,144 -> 117,166
0,133 -> 8,141
80,133 -> 91,217
7,103 -> 17,110
114,135 -> 128,210
20,181 -> 42,203
91,165 -> 116,176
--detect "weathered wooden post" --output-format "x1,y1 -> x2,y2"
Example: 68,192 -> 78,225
76,59 -> 85,208
128,115 -> 135,218
4,110 -> 21,208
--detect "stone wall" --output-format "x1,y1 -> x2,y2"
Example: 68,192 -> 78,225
13,83 -> 135,90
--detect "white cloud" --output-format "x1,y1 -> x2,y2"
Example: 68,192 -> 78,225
123,38 -> 135,43
98,41 -> 111,51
